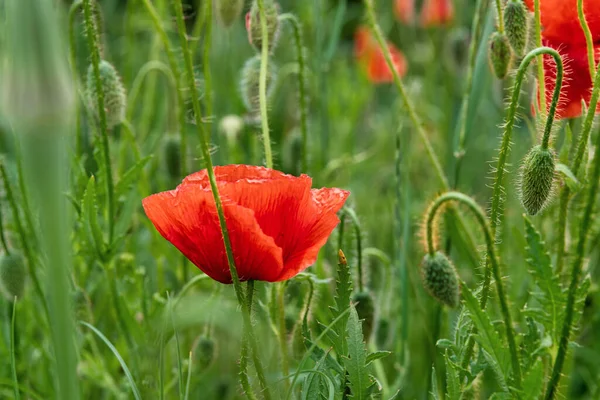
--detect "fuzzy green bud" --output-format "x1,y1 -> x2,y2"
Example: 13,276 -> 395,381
504,0 -> 528,56
421,252 -> 460,308
196,336 -> 216,371
86,60 -> 127,129
0,254 -> 26,301
163,134 -> 181,180
246,1 -> 280,52
488,32 -> 513,79
375,318 -> 391,348
239,56 -> 277,113
352,291 -> 376,342
520,145 -> 556,215
216,0 -> 244,28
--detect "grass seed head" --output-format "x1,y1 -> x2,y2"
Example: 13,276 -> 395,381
0,253 -> 26,302
421,251 -> 460,308
520,145 -> 556,216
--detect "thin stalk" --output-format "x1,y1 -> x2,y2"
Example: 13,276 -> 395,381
14,144 -> 37,248
68,0 -> 84,156
10,299 -> 19,400
202,0 -> 214,126
280,14 -> 309,172
240,281 -> 258,400
0,188 -> 10,254
578,0 -> 596,78
494,0 -> 505,32
534,0 -> 546,115
540,52 -> 564,150
257,0 -> 274,168
278,283 -> 290,389
545,124 -> 600,399
170,1 -> 272,398
82,0 -> 115,242
344,207 -> 364,292
425,192 -> 522,388
184,351 -> 193,400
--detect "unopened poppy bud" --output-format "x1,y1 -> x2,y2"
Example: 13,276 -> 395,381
376,317 -> 391,348
196,336 -> 216,370
216,0 -> 244,28
520,145 -> 556,215
246,1 -> 280,52
421,252 -> 460,308
0,254 -> 26,301
163,135 -> 181,180
488,32 -> 513,79
504,0 -> 528,56
352,291 -> 376,341
86,60 -> 127,129
239,56 -> 277,113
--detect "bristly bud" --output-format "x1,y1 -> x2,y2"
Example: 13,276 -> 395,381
421,252 -> 460,308
0,254 -> 27,301
216,0 -> 244,28
239,56 -> 278,113
163,134 -> 181,180
488,32 -> 513,79
196,336 -> 216,371
245,1 -> 280,52
520,145 -> 556,215
504,0 -> 528,57
86,60 -> 127,129
352,291 -> 376,342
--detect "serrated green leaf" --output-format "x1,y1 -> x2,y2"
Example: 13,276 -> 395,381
445,352 -> 460,400
555,163 -> 581,192
328,251 -> 353,357
81,176 -> 105,258
488,393 -> 512,400
302,351 -> 328,400
343,307 -> 371,400
430,367 -> 440,400
522,360 -> 544,400
365,351 -> 391,366
115,155 -> 152,198
436,339 -> 455,351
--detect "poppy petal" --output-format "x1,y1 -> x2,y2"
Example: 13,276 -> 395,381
182,164 -> 286,187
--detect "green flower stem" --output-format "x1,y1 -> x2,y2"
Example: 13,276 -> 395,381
140,0 -> 189,176
280,13 -> 309,172
202,0 -> 214,125
170,2 -> 272,398
0,161 -> 48,321
82,0 -> 115,243
344,207 -> 364,292
257,0 -> 274,169
494,0 -> 505,32
540,51 -> 564,150
545,124 -> 600,399
10,300 -> 19,400
278,282 -> 290,390
534,0 -> 546,115
68,0 -> 84,157
555,58 -> 600,273
578,0 -> 596,78
0,184 -> 10,254
240,281 -> 258,400
425,191 -> 522,388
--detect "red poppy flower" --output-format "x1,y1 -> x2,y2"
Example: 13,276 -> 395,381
354,27 -> 408,83
524,0 -> 600,46
420,0 -> 454,27
143,165 -> 349,284
394,0 -> 415,25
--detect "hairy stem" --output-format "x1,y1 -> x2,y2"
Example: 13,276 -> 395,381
534,0 -> 546,115
578,0 -> 596,78
257,0 -> 274,168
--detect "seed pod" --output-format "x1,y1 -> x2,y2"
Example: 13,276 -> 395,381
245,1 -> 280,52
0,253 -> 26,301
421,252 -> 460,308
488,32 -> 513,79
86,60 -> 127,129
352,291 -> 376,342
196,336 -> 216,371
504,0 -> 528,57
163,134 -> 181,180
216,0 -> 244,28
239,56 -> 277,113
520,145 -> 556,215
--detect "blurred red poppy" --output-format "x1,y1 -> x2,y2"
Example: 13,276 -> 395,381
143,165 -> 349,284
420,0 -> 454,27
394,0 -> 415,24
354,27 -> 408,83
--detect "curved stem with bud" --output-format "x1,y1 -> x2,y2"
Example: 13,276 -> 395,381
534,0 -> 546,114
425,192 -> 522,388
578,0 -> 596,78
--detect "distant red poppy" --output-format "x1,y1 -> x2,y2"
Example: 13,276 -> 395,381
143,165 -> 349,284
354,27 -> 408,83
394,0 -> 415,24
420,0 -> 454,27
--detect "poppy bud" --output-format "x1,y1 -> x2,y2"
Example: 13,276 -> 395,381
488,32 -> 513,79
86,60 -> 126,129
0,253 -> 26,301
520,145 -> 556,215
246,1 -> 280,52
239,56 -> 277,113
196,336 -> 216,370
421,252 -> 460,308
376,317 -> 391,348
504,0 -> 528,56
352,291 -> 376,341
163,134 -> 181,180
216,0 -> 244,28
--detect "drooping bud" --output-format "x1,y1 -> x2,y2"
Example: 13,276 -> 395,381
421,252 -> 460,308
352,291 -> 376,342
196,336 -> 216,371
163,134 -> 181,180
86,60 -> 127,129
488,32 -> 513,79
520,145 -> 556,215
504,0 -> 528,57
239,56 -> 278,113
245,1 -> 280,52
216,0 -> 245,28
0,254 -> 27,301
